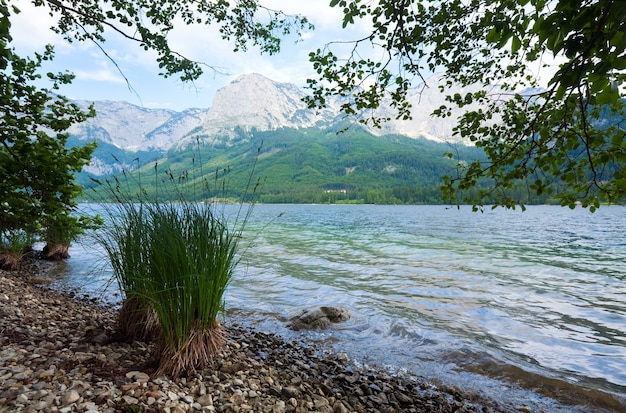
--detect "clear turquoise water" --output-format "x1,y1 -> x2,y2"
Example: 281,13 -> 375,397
58,204 -> 626,412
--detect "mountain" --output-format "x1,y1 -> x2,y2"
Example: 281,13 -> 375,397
373,75 -> 493,140
69,73 -> 475,153
69,73 -> 495,196
68,74 -> 332,155
68,101 -> 206,151
181,73 -> 337,147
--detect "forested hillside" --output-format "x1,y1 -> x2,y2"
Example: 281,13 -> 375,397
83,126 -> 560,205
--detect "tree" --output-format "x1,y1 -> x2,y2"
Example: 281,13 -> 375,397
34,0 -> 312,83
0,0 -> 311,266
0,1 -> 100,265
305,0 -> 626,210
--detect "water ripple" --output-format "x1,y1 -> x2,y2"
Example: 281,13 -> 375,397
60,204 -> 626,412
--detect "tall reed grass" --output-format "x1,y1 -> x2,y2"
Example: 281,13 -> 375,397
145,202 -> 239,376
96,199 -> 159,341
95,144 -> 259,377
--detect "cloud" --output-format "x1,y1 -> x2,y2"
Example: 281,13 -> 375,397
11,0 -> 67,52
74,68 -> 127,84
6,0 -> 375,110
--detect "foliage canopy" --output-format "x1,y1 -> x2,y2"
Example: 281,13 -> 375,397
36,0 -> 312,82
0,1 -> 100,260
305,0 -> 626,210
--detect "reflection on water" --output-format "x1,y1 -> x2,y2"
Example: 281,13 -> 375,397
53,204 -> 626,412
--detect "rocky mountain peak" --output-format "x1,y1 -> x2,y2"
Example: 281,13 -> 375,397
183,73 -> 328,146
208,73 -> 305,122
69,73 -> 484,154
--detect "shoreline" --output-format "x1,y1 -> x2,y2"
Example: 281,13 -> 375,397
0,259 -> 593,412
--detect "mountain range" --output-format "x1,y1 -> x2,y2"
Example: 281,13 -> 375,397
68,73 -> 483,174
69,73 -> 512,204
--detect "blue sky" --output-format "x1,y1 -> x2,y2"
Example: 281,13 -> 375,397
11,0 -> 369,111
11,1 -> 565,113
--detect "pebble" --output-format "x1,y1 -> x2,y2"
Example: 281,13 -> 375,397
126,370 -> 150,383
123,395 -> 139,404
62,389 -> 80,405
0,258 -> 522,413
197,394 -> 213,406
15,393 -> 28,403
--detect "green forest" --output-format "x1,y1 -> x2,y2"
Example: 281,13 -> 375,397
82,125 -> 567,205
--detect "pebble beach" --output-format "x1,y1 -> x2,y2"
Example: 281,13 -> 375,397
1,257 -> 538,413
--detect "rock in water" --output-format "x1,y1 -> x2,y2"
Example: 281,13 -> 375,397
320,306 -> 350,322
287,306 -> 350,331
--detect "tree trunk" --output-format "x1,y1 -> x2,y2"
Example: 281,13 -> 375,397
43,244 -> 70,260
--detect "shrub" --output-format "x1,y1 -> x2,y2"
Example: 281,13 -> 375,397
0,230 -> 35,271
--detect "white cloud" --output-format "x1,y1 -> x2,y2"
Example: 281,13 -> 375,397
11,0 -> 67,52
74,68 -> 127,84
6,0 -> 374,110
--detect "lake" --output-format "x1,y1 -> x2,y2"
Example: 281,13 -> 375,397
53,204 -> 626,412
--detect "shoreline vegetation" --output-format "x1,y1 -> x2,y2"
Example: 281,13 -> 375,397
0,256 -> 535,413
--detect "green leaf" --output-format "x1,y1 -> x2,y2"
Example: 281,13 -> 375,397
486,27 -> 499,43
511,36 -> 521,53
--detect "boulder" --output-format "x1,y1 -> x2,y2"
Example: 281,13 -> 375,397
287,306 -> 350,331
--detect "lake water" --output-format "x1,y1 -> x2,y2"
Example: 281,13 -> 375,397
53,204 -> 626,412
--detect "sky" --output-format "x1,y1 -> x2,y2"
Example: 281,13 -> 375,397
11,0 -> 371,111
10,1 -> 567,114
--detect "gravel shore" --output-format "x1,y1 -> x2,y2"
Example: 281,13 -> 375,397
1,258 -> 532,413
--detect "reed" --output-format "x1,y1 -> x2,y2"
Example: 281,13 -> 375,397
96,199 -> 160,341
94,143 -> 259,376
144,201 -> 239,376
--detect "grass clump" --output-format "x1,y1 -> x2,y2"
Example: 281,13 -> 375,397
0,230 -> 35,271
95,146 -> 257,377
146,201 -> 239,376
97,201 -> 159,341
98,198 -> 242,376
